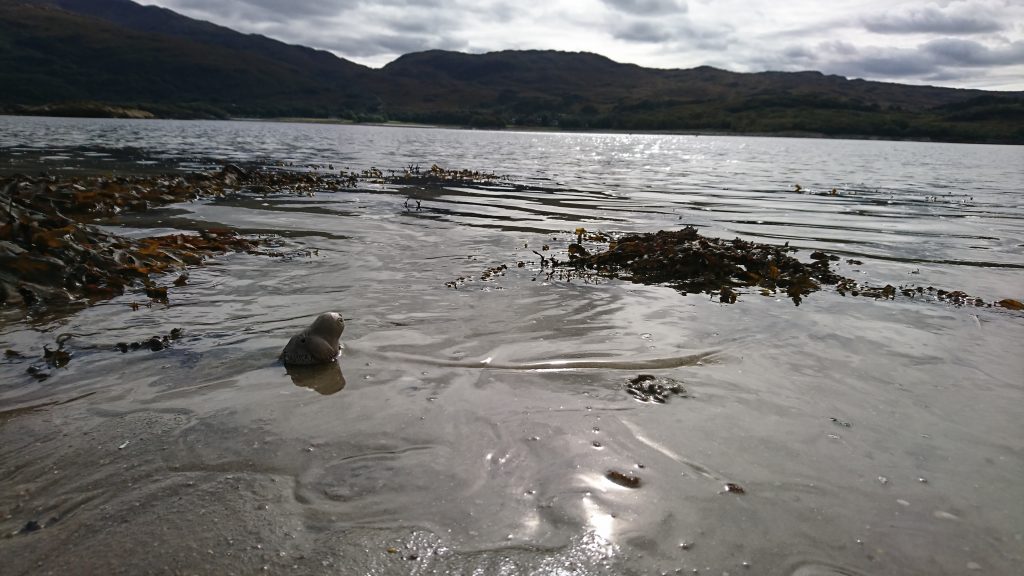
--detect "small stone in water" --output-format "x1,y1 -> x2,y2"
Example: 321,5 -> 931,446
20,520 -> 41,533
626,374 -> 688,403
605,470 -> 642,489
25,365 -> 49,380
723,482 -> 746,494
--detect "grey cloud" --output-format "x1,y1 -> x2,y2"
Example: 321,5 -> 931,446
309,31 -> 468,59
158,0 -> 472,60
609,11 -> 731,48
159,0 -> 451,21
809,38 -> 1024,82
752,34 -> 1024,86
613,20 -> 677,43
818,40 -> 859,56
687,23 -> 735,51
842,53 -> 938,77
921,38 -> 1024,66
601,0 -> 687,16
780,45 -> 815,62
862,5 -> 1003,35
390,18 -> 449,35
160,0 -> 343,19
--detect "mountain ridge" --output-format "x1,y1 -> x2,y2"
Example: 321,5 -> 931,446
1,0 -> 1022,143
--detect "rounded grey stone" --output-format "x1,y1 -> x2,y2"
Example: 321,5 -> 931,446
281,312 -> 345,365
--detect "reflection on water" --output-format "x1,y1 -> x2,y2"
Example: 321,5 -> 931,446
286,361 -> 347,395
0,117 -> 1022,575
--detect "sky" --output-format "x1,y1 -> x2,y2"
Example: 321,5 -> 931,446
143,0 -> 1024,90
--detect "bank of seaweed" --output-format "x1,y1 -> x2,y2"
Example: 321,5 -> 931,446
563,227 -> 840,305
0,164 -> 500,313
541,227 -> 1022,310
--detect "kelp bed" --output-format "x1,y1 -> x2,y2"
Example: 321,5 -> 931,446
453,226 -> 1022,311
547,227 -> 1023,310
1,164 -> 500,312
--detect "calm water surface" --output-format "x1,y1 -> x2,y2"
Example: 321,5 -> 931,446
1,116 -> 1022,575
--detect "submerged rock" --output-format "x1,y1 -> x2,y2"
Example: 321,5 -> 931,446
626,374 -> 688,403
605,470 -> 642,488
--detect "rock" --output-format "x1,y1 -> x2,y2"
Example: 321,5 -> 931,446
20,520 -> 42,534
626,374 -> 688,403
281,312 -> 345,365
218,164 -> 248,186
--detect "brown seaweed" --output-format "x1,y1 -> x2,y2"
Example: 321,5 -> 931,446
560,227 -> 840,305
550,227 -> 1020,310
1,163 -> 498,314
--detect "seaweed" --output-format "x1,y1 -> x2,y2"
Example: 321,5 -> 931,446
1,163 -> 500,314
560,226 -> 840,305
549,227 -> 1020,310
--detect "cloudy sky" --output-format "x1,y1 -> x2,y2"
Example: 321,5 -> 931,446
144,0 -> 1024,90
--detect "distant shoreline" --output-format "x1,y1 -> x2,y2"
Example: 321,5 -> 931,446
2,108 -> 1020,146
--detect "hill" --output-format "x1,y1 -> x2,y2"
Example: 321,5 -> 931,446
0,0 -> 378,118
1,0 -> 1022,142
379,50 -> 1024,141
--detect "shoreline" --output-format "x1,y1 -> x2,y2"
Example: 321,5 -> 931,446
2,111 -> 1019,146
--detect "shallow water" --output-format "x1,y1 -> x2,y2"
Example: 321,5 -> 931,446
1,117 -> 1023,575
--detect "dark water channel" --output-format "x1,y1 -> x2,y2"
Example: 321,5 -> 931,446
1,117 -> 1022,575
